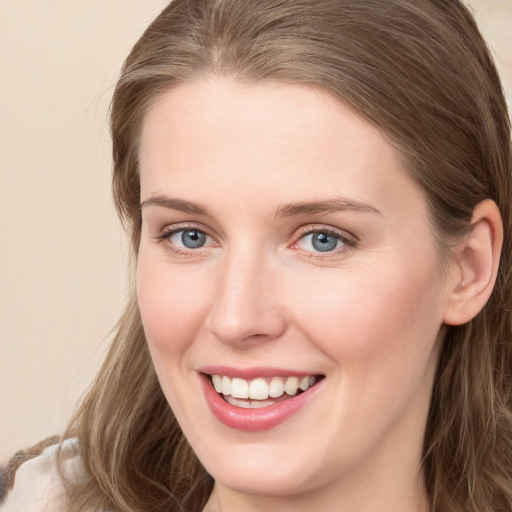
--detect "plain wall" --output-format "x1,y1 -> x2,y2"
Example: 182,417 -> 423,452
1,0 -> 511,463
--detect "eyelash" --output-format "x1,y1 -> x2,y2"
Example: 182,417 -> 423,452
154,224 -> 357,258
154,224 -> 216,257
291,225 -> 357,258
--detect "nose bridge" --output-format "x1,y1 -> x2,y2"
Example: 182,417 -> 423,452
206,243 -> 285,344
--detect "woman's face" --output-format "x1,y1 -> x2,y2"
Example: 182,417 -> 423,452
137,79 -> 454,507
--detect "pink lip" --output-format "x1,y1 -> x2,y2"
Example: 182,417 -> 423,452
200,373 -> 324,432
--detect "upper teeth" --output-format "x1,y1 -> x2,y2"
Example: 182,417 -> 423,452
211,375 -> 316,400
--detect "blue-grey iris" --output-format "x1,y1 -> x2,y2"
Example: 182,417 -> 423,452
312,232 -> 338,252
182,229 -> 206,248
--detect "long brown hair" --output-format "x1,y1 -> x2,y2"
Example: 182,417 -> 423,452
61,1 -> 512,510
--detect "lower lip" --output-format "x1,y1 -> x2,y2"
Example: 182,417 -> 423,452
201,375 -> 323,432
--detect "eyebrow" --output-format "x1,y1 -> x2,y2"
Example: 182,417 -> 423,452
140,195 -> 381,218
275,198 -> 381,218
140,195 -> 208,215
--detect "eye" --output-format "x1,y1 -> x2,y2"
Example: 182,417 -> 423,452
294,228 -> 355,254
167,228 -> 211,249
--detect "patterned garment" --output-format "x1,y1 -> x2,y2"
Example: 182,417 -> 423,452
0,438 -> 82,511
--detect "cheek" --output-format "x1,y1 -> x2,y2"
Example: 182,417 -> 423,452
288,257 -> 444,374
284,258 -> 445,456
136,257 -> 211,357
136,258 -> 212,426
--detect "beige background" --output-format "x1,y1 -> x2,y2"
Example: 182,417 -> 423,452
1,0 -> 511,463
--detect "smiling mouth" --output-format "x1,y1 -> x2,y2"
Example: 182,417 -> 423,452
207,374 -> 325,409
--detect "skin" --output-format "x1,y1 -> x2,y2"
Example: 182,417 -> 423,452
136,78 -> 459,512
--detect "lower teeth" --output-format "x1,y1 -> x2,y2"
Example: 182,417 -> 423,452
223,391 -> 300,409
224,396 -> 275,408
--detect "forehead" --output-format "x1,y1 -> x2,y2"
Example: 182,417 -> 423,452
140,78 -> 391,164
138,78 -> 425,220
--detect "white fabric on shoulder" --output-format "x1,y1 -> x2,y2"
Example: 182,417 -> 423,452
1,438 -> 83,512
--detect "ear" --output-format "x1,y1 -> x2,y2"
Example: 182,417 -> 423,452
443,199 -> 503,326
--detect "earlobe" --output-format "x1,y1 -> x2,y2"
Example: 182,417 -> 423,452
443,199 -> 503,326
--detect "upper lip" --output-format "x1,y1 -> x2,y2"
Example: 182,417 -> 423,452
199,365 -> 323,380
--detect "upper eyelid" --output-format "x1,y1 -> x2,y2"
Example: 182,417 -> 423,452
157,222 -> 215,238
289,225 -> 358,258
292,224 -> 357,242
153,224 -> 218,250
155,226 -> 217,255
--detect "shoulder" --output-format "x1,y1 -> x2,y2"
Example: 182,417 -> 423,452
0,438 -> 83,512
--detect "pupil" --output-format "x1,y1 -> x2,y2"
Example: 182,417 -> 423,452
182,230 -> 206,249
312,233 -> 337,252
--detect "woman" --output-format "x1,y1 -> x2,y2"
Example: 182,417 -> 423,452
1,0 -> 511,511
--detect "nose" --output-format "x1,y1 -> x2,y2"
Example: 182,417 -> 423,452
205,247 -> 287,345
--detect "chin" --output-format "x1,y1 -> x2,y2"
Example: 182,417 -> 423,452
209,462 -> 313,498
194,438 -> 334,499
